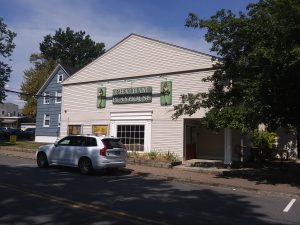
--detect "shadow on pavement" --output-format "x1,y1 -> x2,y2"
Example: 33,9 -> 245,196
217,162 -> 300,188
0,164 -> 294,225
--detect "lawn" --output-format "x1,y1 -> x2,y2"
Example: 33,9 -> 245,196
0,140 -> 47,151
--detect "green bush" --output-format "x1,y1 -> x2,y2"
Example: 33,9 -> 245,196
252,130 -> 276,150
163,151 -> 179,162
147,151 -> 159,160
252,130 -> 276,161
127,150 -> 179,162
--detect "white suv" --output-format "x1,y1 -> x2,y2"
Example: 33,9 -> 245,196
36,135 -> 126,174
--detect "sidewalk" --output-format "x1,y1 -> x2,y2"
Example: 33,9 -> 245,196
1,148 -> 300,197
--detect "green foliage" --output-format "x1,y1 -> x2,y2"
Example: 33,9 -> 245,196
20,54 -> 57,117
127,151 -> 179,162
174,0 -> 300,136
147,151 -> 159,160
126,150 -> 140,159
0,18 -> 16,103
40,27 -> 105,69
163,151 -> 179,162
21,27 -> 105,116
252,130 -> 276,150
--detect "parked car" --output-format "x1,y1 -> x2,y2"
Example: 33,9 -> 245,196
1,127 -> 24,139
36,135 -> 127,174
23,127 -> 35,139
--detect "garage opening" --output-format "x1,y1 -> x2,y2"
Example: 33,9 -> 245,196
184,119 -> 224,160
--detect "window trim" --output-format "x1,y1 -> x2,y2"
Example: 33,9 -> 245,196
44,92 -> 50,104
43,113 -> 50,127
55,91 -> 62,103
57,74 -> 64,83
110,120 -> 151,152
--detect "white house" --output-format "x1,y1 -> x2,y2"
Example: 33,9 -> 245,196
60,34 -> 242,163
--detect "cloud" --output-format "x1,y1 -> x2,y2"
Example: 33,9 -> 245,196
4,0 -> 211,107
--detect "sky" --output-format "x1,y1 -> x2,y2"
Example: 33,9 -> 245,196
0,0 -> 258,107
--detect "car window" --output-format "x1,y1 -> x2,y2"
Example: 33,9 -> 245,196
58,136 -> 85,146
69,136 -> 85,146
102,138 -> 123,149
85,137 -> 97,147
58,137 -> 71,146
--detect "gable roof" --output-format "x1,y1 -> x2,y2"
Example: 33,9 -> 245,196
63,33 -> 215,85
36,64 -> 75,95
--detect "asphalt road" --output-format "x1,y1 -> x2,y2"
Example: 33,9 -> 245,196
0,154 -> 299,225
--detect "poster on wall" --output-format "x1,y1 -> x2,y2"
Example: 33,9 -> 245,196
160,81 -> 172,106
97,87 -> 106,108
68,125 -> 81,135
92,125 -> 108,136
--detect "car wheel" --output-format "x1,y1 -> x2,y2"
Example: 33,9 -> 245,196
37,153 -> 49,168
79,158 -> 93,175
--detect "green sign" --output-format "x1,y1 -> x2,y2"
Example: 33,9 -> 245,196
97,87 -> 106,108
112,86 -> 152,104
160,81 -> 172,106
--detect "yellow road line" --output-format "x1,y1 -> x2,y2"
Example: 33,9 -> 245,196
0,183 -> 169,225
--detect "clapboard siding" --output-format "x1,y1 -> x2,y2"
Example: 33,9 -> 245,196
35,67 -> 69,138
63,34 -> 214,85
61,70 -> 213,157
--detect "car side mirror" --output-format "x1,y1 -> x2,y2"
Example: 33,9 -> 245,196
54,141 -> 58,147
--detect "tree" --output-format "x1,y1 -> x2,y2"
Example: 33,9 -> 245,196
20,54 -> 57,117
0,17 -> 16,103
21,27 -> 105,116
40,27 -> 105,69
174,0 -> 300,157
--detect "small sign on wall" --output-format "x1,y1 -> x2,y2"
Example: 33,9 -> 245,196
160,81 -> 172,106
92,125 -> 108,136
97,87 -> 106,108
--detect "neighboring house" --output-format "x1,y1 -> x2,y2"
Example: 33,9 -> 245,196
0,103 -> 21,117
0,103 -> 30,128
35,64 -> 76,143
59,33 -> 243,163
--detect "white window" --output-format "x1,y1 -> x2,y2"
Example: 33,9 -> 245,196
58,113 -> 61,127
43,114 -> 50,127
55,91 -> 62,103
44,92 -> 50,104
57,74 -> 63,83
117,125 -> 145,151
110,111 -> 152,152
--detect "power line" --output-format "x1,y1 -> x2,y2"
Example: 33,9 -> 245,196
4,89 -> 58,99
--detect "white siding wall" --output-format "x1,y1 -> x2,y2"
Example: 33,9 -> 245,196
61,70 -> 213,158
64,35 -> 214,85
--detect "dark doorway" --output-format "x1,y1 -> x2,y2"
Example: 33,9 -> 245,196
185,125 -> 197,160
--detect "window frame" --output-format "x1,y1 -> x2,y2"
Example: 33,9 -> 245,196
43,113 -> 50,127
55,91 -> 62,103
44,92 -> 50,104
57,74 -> 64,83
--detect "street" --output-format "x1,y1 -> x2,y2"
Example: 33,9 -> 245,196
0,154 -> 299,225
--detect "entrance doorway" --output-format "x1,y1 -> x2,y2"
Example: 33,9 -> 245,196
185,125 -> 197,160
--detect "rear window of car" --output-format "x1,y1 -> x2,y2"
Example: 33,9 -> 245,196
85,137 -> 97,147
102,138 -> 123,149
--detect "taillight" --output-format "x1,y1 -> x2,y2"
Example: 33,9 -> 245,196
100,142 -> 107,156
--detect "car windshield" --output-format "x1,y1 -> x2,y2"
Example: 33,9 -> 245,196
102,139 -> 123,149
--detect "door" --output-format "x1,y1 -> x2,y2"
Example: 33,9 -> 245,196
185,125 -> 197,160
54,136 -> 85,165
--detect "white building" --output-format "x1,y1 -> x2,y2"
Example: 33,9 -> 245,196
60,34 -> 242,163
